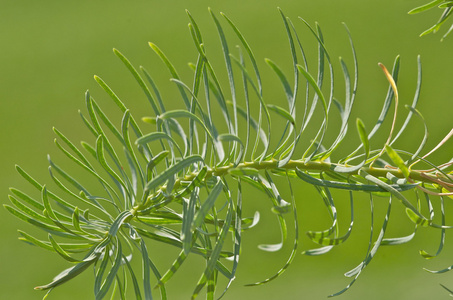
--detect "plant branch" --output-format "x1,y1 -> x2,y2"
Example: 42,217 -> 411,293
131,158 -> 443,216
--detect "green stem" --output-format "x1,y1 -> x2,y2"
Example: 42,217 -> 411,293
130,158 -> 438,217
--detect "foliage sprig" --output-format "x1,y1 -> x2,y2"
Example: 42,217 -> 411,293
5,8 -> 453,299
410,0 -> 453,40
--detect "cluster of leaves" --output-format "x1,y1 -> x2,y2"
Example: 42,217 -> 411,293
409,0 -> 453,40
5,8 -> 453,300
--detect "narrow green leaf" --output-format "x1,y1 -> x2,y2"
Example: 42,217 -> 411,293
420,24 -> 440,36
192,180 -> 224,231
124,256 -> 142,300
440,284 -> 453,296
191,197 -> 233,299
142,117 -> 156,125
267,104 -> 295,125
135,227 -> 233,259
218,180 -> 243,298
199,56 -> 234,138
8,195 -> 50,225
420,195 -> 446,258
113,49 -> 160,115
138,216 -> 182,226
155,244 -> 196,289
297,21 -> 334,162
9,188 -> 43,210
96,242 -> 123,300
167,76 -> 224,163
245,174 -> 299,286
35,252 -> 99,290
108,211 -> 132,237
403,105 -> 428,164
139,237 -> 153,300
228,167 -> 259,177
47,157 -> 85,196
296,169 -> 418,192
9,189 -> 79,229
41,185 -> 65,226
18,230 -> 54,251
333,195 -> 389,296
359,170 -> 428,226
406,208 -> 430,227
221,12 -> 262,93
297,64 -> 328,128
391,56 -> 422,147
322,24 -> 358,160
123,149 -> 139,206
90,99 -> 124,146
4,205 -> 73,237
265,58 -> 292,104
53,127 -> 93,168
381,232 -> 416,246
441,23 -> 453,40
136,132 -> 183,157
16,165 -> 76,210
85,95 -> 126,172
140,66 -> 167,114
302,245 -> 333,256
356,118 -> 369,159
81,141 -> 97,158
210,8 -> 238,136
257,173 -> 287,252
308,191 -> 354,246
144,155 -> 203,194
47,165 -> 113,219
440,1 -> 453,8
424,265 -> 453,274
121,109 -> 144,187
186,10 -> 204,45
408,0 -> 444,14
227,101 -> 268,156
148,42 -> 190,109
271,202 -> 292,214
181,187 -> 199,254
218,133 -> 244,166
145,151 -> 170,182
157,110 -> 221,160
344,56 -> 400,163
269,10 -> 302,167
228,53 -> 271,161
48,234 -> 81,263
95,135 -> 128,196
177,166 -> 207,198
385,145 -> 410,179
232,49 -> 252,165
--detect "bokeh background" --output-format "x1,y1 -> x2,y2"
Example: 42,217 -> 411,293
1,0 -> 453,299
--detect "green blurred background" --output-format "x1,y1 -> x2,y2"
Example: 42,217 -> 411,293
1,0 -> 453,299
